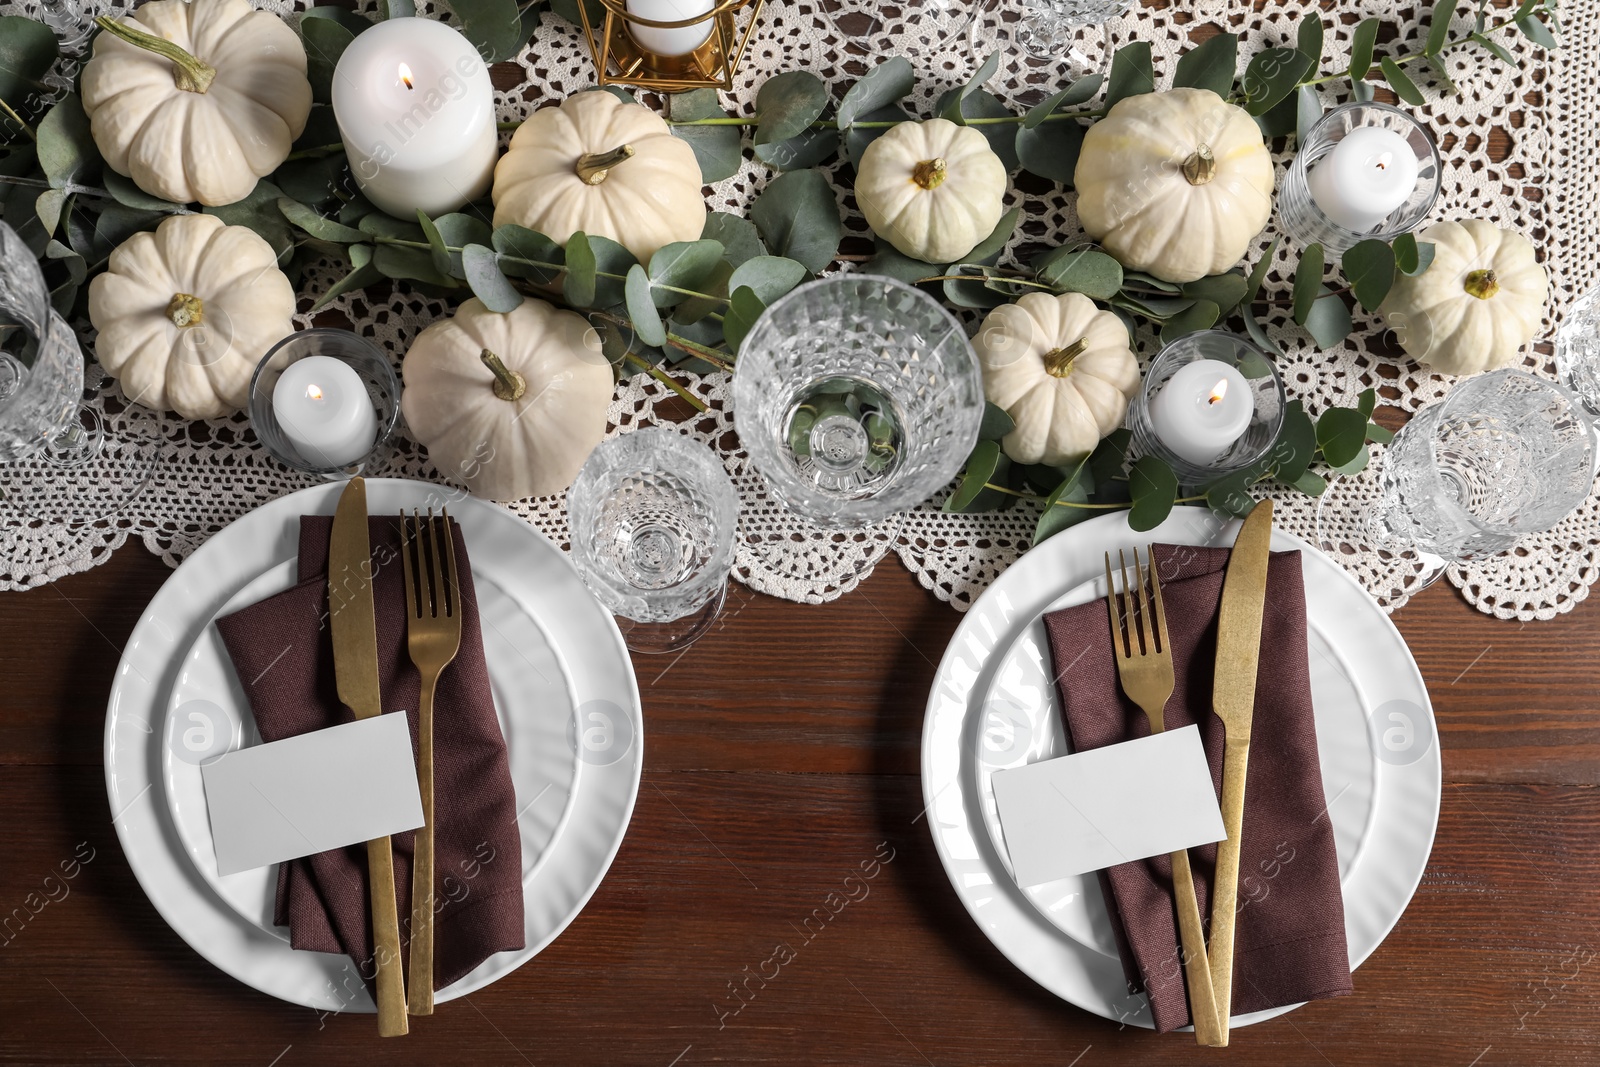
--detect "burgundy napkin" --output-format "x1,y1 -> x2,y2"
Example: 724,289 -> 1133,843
1042,543 -> 1351,1032
214,516 -> 524,992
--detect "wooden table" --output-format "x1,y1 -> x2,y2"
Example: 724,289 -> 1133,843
1,539 -> 1597,1066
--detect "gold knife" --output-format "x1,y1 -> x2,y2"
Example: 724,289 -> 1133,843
1204,498 -> 1274,1047
329,477 -> 409,1037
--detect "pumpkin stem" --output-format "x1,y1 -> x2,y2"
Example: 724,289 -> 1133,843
166,293 -> 203,328
575,145 -> 636,186
94,16 -> 216,94
1181,144 -> 1217,186
1463,268 -> 1500,300
912,158 -> 947,190
1043,337 -> 1089,378
480,348 -> 526,401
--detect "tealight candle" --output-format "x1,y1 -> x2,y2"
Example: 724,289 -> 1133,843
1148,359 -> 1253,467
1306,125 -> 1421,233
331,18 -> 497,219
271,356 -> 379,468
626,0 -> 715,57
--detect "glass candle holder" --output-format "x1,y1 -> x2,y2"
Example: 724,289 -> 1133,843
1277,101 -> 1441,256
1128,330 -> 1286,486
732,275 -> 984,528
1555,284 -> 1600,420
248,329 -> 400,477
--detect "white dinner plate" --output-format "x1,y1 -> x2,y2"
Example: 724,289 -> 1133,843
105,479 -> 642,1012
921,507 -> 1439,1029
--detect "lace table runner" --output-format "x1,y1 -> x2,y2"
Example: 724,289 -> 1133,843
4,0 -> 1597,622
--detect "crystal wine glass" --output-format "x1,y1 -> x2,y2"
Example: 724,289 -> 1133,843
1013,0 -> 1130,74
0,220 -> 161,526
1555,283 -> 1600,419
731,274 -> 983,529
567,428 -> 740,655
1317,369 -> 1596,588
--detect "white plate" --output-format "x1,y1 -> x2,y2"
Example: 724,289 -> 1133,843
921,508 -> 1439,1029
105,479 -> 642,1012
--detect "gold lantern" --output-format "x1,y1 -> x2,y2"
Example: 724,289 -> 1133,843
576,0 -> 766,92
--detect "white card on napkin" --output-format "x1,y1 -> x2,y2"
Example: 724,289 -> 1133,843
200,714 -> 425,876
991,724 -> 1226,888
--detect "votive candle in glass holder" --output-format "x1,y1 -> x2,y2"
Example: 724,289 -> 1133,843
249,330 -> 400,477
1128,330 -> 1286,485
1277,102 -> 1441,256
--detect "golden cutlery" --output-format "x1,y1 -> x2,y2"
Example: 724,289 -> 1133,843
329,477 -> 409,1037
1104,547 -> 1223,1047
399,508 -> 463,1017
1206,499 -> 1275,1046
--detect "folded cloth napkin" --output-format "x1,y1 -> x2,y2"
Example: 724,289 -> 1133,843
1042,542 -> 1351,1032
215,515 -> 524,992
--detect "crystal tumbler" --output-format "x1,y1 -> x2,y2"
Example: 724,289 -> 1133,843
732,275 -> 983,528
567,428 -> 740,654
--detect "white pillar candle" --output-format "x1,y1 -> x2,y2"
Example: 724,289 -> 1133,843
332,18 -> 498,219
626,0 -> 715,57
1306,126 -> 1421,233
1149,360 -> 1253,467
272,356 -> 379,468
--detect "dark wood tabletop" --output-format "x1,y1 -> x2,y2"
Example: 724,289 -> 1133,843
1,533 -> 1598,1067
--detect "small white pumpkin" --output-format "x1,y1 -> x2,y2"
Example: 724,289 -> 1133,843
492,91 -> 706,264
401,297 -> 614,500
1381,219 -> 1549,376
975,292 -> 1141,466
88,213 -> 296,419
82,0 -> 312,207
855,118 -> 1008,264
1074,88 -> 1274,284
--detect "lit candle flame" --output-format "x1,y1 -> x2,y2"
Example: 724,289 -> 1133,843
1208,379 -> 1229,405
398,62 -> 414,90
306,384 -> 324,401
1373,151 -> 1392,172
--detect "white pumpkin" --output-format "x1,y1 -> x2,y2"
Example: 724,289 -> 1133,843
1381,219 -> 1549,376
401,298 -> 614,500
1074,88 -> 1274,284
975,292 -> 1141,466
855,118 -> 1008,264
492,91 -> 706,264
88,213 -> 296,419
82,0 -> 312,207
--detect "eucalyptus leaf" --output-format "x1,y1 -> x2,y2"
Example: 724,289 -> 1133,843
844,105 -> 909,168
1204,467 -> 1262,518
582,233 -> 636,308
1269,399 -> 1317,484
429,212 -> 492,277
1087,428 -> 1132,497
99,170 -> 178,213
1357,388 -> 1377,419
727,255 -> 807,305
1016,118 -> 1084,185
462,243 -> 523,312
755,71 -> 829,146
1292,470 -> 1329,495
700,211 -> 766,267
936,87 -> 1019,171
1104,41 -> 1154,111
671,259 -> 732,325
837,56 -> 915,130
312,244 -> 381,310
300,15 -> 356,104
1516,13 -> 1558,48
1128,454 -> 1179,532
1304,286 -> 1354,348
449,0 -> 525,63
1343,239 -> 1396,312
38,95 -> 97,189
374,243 -> 457,287
563,230 -> 597,306
1242,308 -> 1282,357
1034,246 -> 1122,300
864,241 -> 934,285
1021,73 -> 1103,128
385,0 -> 416,17
1350,19 -> 1380,81
669,89 -> 742,184
1298,14 -> 1324,63
1328,442 -> 1370,476
1112,292 -> 1196,319
1380,57 -> 1426,106
358,209 -> 426,243
1122,270 -> 1181,294
943,266 -> 1007,309
1243,237 -> 1279,305
274,154 -> 349,210
1424,54 -> 1459,96
1295,84 -> 1323,146
1351,77 -> 1377,102
418,210 -> 452,275
1291,242 -> 1324,325
206,180 -> 292,263
965,208 -> 1020,267
34,189 -> 65,235
1034,461 -> 1094,544
750,169 -> 840,274
1243,48 -> 1313,116
1427,0 -> 1462,55
301,6 -> 372,33
978,401 -> 1016,443
754,128 -> 840,171
646,239 -> 726,307
943,440 -> 1004,512
625,264 -> 668,348
1255,89 -> 1300,140
1472,32 -> 1518,66
547,0 -> 603,28
722,285 -> 765,353
1159,299 -> 1220,344
1391,234 -> 1424,277
1172,32 -> 1238,97
1180,272 -> 1248,316
1366,421 -> 1396,445
493,223 -> 563,282
0,16 -> 58,114
45,238 -> 85,316
940,51 -> 1000,122
279,198 -> 368,243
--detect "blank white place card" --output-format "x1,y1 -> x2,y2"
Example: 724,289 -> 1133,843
201,714 -> 425,876
991,724 -> 1227,887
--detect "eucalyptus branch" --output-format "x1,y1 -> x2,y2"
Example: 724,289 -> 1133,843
0,96 -> 35,143
0,174 -> 115,199
1301,12 -> 1524,89
665,108 -> 1099,131
624,352 -> 708,412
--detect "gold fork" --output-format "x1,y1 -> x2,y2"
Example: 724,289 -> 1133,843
400,508 -> 463,1016
1105,548 -> 1223,1046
